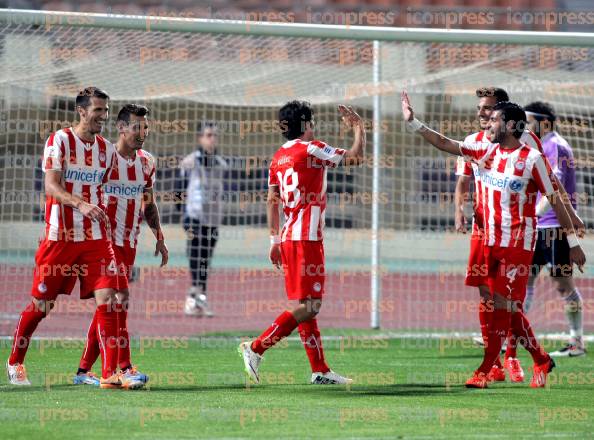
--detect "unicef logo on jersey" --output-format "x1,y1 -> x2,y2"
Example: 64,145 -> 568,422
64,166 -> 105,185
103,182 -> 145,200
509,179 -> 524,192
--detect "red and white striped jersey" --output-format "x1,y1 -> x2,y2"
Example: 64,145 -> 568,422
459,140 -> 555,250
268,139 -> 346,242
455,130 -> 543,229
42,128 -> 115,242
103,149 -> 156,248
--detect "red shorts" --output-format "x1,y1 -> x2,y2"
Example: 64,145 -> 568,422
483,245 -> 534,302
464,225 -> 488,287
281,240 -> 325,300
113,245 -> 137,291
31,239 -> 118,301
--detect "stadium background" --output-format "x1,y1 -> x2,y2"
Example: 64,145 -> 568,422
0,1 -> 592,339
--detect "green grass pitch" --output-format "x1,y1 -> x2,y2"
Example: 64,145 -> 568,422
1,335 -> 593,439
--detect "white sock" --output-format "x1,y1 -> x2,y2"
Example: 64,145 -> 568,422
564,288 -> 583,345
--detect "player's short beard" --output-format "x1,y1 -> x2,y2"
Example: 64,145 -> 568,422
128,138 -> 143,150
491,126 -> 504,144
89,119 -> 103,135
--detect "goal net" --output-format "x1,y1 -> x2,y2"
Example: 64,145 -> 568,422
0,10 -> 593,339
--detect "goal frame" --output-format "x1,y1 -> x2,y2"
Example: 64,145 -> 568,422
0,8 -> 593,329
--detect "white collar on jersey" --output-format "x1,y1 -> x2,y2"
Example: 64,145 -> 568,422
71,130 -> 96,149
115,148 -> 138,166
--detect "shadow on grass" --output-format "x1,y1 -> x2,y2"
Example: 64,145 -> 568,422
436,353 -> 485,360
143,383 -> 468,397
314,383 -> 468,397
0,382 -> 505,396
393,352 -> 485,361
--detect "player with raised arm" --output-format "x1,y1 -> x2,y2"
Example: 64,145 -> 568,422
73,104 -> 168,389
454,88 -> 584,383
6,87 -> 122,388
239,101 -> 365,385
523,101 -> 585,357
402,91 -> 586,388
454,87 -> 538,382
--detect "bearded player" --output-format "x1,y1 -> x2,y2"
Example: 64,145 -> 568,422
73,104 -> 168,389
239,101 -> 365,384
6,87 -> 122,388
402,91 -> 586,388
454,88 -> 584,383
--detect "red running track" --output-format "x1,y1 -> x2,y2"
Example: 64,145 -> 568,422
1,266 -> 592,337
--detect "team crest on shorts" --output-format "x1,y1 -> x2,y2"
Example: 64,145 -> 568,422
515,160 -> 526,171
37,282 -> 48,293
313,282 -> 322,292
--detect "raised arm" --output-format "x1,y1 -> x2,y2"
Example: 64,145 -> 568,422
401,90 -> 462,156
338,105 -> 366,166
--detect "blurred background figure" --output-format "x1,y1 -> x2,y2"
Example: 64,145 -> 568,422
524,101 -> 585,357
177,122 -> 228,317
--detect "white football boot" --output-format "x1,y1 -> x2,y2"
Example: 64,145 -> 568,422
311,370 -> 353,385
6,361 -> 31,386
550,343 -> 586,357
239,341 -> 262,383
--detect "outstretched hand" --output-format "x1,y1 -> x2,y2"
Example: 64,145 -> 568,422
401,90 -> 414,122
338,105 -> 362,129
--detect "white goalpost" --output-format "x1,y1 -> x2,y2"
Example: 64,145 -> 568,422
0,9 -> 593,339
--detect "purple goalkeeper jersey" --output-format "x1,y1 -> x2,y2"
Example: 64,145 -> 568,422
537,131 -> 577,229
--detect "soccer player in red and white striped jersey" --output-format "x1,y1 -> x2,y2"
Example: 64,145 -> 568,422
455,87 -> 543,382
455,88 -> 584,383
402,91 -> 586,388
240,101 -> 365,385
75,104 -> 168,389
6,87 -> 122,388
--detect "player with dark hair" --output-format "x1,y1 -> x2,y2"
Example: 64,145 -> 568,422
73,104 -> 168,389
521,101 -> 585,357
74,86 -> 110,108
455,88 -> 584,383
402,91 -> 586,388
239,101 -> 365,385
454,86 -> 542,382
6,87 -> 123,388
474,86 -> 509,103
